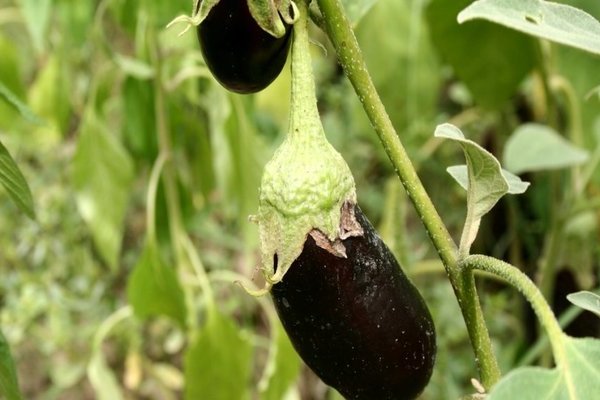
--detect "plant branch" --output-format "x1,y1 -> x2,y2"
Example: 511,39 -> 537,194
316,0 -> 501,388
461,255 -> 566,367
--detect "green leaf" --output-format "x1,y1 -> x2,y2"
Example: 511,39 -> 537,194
114,55 -> 154,80
27,55 -> 71,140
458,0 -> 600,55
87,351 -> 124,400
489,335 -> 600,399
0,140 -> 35,219
566,291 -> 600,318
0,81 -> 44,125
127,242 -> 187,327
426,0 -> 536,109
0,330 -> 23,400
503,123 -> 589,174
260,322 -> 301,400
436,123 -> 526,255
342,0 -> 379,26
72,111 -> 134,269
447,165 -> 530,194
436,123 -> 510,219
184,312 -> 253,400
19,0 -> 52,54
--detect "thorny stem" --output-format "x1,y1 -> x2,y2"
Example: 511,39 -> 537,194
316,0 -> 501,388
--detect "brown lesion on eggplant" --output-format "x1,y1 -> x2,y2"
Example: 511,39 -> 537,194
308,201 -> 364,259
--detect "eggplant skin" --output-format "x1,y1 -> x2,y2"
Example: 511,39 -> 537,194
271,207 -> 436,400
196,0 -> 292,94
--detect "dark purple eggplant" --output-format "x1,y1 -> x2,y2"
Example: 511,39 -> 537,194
271,206 -> 436,400
196,0 -> 292,94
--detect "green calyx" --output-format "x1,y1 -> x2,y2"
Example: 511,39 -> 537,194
168,0 -> 298,38
246,0 -> 358,295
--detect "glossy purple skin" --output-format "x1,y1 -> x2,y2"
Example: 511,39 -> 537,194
197,0 -> 292,93
272,207 -> 436,400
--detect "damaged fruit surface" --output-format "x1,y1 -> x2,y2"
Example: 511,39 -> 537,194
271,206 -> 437,400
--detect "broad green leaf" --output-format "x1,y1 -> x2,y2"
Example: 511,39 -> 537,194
19,0 -> 52,54
342,0 -> 379,26
503,123 -> 589,174
0,330 -> 23,400
72,111 -> 134,269
122,77 -> 158,162
566,291 -> 600,318
489,335 -> 600,399
184,312 -> 252,400
87,351 -> 124,400
458,0 -> 600,55
127,242 -> 187,327
261,322 -> 301,400
0,81 -> 44,125
447,165 -> 530,194
435,123 -> 509,219
0,140 -> 35,219
426,0 -> 536,109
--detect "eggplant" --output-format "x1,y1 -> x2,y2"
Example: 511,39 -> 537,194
271,206 -> 436,400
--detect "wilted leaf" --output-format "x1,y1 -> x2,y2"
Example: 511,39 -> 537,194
503,123 -> 589,174
426,0 -> 536,109
488,335 -> 600,399
72,111 -> 134,269
566,291 -> 600,318
0,330 -> 23,400
184,312 -> 252,400
0,140 -> 35,219
458,0 -> 600,55
127,242 -> 187,327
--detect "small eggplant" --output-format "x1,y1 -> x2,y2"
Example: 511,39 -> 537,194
271,206 -> 436,400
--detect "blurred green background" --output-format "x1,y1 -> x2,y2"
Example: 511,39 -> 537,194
0,0 -> 599,399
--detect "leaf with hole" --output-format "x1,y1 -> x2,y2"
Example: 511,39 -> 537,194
458,0 -> 600,55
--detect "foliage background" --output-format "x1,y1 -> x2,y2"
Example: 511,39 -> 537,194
0,0 -> 598,399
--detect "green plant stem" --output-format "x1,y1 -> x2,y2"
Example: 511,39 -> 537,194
150,32 -> 215,325
316,0 -> 501,388
461,255 -> 567,368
